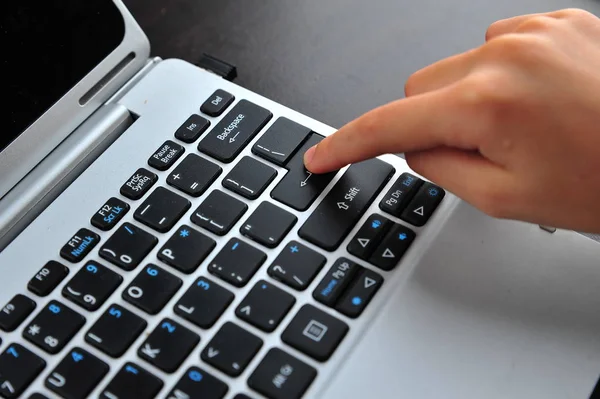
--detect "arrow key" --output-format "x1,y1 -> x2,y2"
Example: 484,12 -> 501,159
138,318 -> 199,373
347,214 -> 392,260
369,224 -> 416,271
335,269 -> 384,318
400,181 -> 445,226
236,280 -> 296,332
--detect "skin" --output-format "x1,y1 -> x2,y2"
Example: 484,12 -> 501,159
303,8 -> 600,234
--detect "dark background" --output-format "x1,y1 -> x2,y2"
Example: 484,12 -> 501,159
122,0 -> 600,129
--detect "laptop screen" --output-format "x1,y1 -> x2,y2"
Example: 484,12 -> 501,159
1,0 -> 126,153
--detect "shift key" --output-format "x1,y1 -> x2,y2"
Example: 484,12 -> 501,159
298,158 -> 395,251
198,100 -> 272,163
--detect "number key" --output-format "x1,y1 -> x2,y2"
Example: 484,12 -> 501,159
123,265 -> 182,314
168,367 -> 228,399
0,344 -> 46,398
101,362 -> 163,399
62,261 -> 122,311
99,223 -> 157,271
86,304 -> 147,358
0,294 -> 36,332
23,301 -> 85,354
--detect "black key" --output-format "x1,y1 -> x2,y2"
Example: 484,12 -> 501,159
148,140 -> 185,171
28,394 -> 50,399
91,197 -> 130,231
379,172 -> 423,217
198,100 -> 272,163
208,238 -> 266,287
401,181 -> 446,226
347,214 -> 392,260
252,117 -> 311,166
168,367 -> 229,399
313,258 -> 360,307
191,190 -> 247,235
0,294 -> 36,332
123,264 -> 182,314
158,225 -> 215,274
23,300 -> 85,354
369,223 -> 416,270
174,277 -> 234,329
271,134 -> 337,211
335,268 -> 384,318
0,344 -> 45,398
298,158 -> 395,251
99,222 -> 157,271
236,280 -> 295,332
101,362 -> 163,399
233,395 -> 253,399
62,261 -> 122,311
45,347 -> 109,399
175,114 -> 210,143
267,241 -> 326,291
201,322 -> 263,377
120,168 -> 158,200
222,156 -> 277,199
200,89 -> 235,117
59,228 -> 100,263
138,318 -> 199,373
27,261 -> 69,297
134,187 -> 191,233
248,348 -> 316,399
281,304 -> 349,362
241,202 -> 297,248
86,304 -> 147,358
167,154 -> 222,197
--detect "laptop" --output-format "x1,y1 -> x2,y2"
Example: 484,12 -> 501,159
2,1 -> 600,398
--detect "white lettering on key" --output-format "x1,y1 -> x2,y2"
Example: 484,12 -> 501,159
48,372 -> 66,387
141,344 -> 161,359
161,249 -> 176,260
344,187 -> 360,201
217,114 -> 245,141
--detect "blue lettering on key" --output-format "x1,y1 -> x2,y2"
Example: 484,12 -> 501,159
320,279 -> 338,297
197,280 -> 210,290
402,175 -> 415,187
146,267 -> 158,277
125,365 -> 138,375
352,296 -> 363,306
398,233 -> 407,241
179,229 -> 190,238
231,242 -> 239,251
261,284 -> 268,290
49,304 -> 61,314
290,245 -> 299,254
109,307 -> 122,318
189,370 -> 203,382
161,322 -> 176,334
86,264 -> 98,274
124,226 -> 135,235
71,351 -> 84,363
428,187 -> 439,197
371,220 -> 382,229
7,346 -> 18,358
70,236 -> 96,257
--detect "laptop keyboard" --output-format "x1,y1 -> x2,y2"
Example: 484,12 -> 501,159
0,88 -> 446,399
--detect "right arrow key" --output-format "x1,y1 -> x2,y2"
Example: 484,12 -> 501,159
369,224 -> 416,271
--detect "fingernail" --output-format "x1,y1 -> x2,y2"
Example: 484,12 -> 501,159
304,145 -> 317,167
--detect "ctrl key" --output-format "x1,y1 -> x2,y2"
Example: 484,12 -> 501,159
248,348 -> 316,399
101,362 -> 163,399
0,343 -> 46,398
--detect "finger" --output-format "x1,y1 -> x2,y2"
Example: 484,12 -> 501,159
405,48 -> 479,97
303,85 -> 482,174
485,13 -> 544,41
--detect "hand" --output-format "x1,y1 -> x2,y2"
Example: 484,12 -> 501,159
303,8 -> 600,233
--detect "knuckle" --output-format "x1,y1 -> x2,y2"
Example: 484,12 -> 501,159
457,69 -> 514,113
404,73 -> 420,97
485,20 -> 503,40
554,8 -> 594,20
482,34 -> 552,67
472,185 -> 513,219
514,15 -> 559,33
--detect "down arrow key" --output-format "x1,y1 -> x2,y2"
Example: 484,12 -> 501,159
369,224 -> 416,271
347,214 -> 392,260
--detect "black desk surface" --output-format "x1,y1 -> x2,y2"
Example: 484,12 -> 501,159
124,0 -> 600,129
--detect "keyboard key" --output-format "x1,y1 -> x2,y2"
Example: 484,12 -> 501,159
174,277 -> 234,329
101,362 -> 163,399
248,348 -> 316,399
86,304 -> 147,358
208,238 -> 266,287
271,134 -> 337,211
198,100 -> 272,163
158,225 -> 215,274
267,241 -> 326,291
23,300 -> 85,354
167,154 -> 222,197
62,261 -> 122,311
59,228 -> 100,263
241,202 -> 297,248
379,172 -> 422,217
201,89 -> 235,117
134,187 -> 191,233
368,223 -> 416,270
168,367 -> 228,399
201,322 -> 263,377
313,258 -> 360,307
236,280 -> 295,332
123,264 -> 182,314
45,347 -> 109,399
175,114 -> 211,143
0,344 -> 45,398
222,156 -> 277,199
233,395 -> 253,399
401,181 -> 445,226
298,158 -> 395,251
347,214 -> 392,260
28,394 -> 50,399
335,268 -> 383,318
27,261 -> 69,297
148,140 -> 185,171
99,222 -> 157,271
138,318 -> 199,373
0,294 -> 36,332
120,168 -> 158,200
91,197 -> 130,231
191,190 -> 247,235
281,304 -> 349,361
252,117 -> 311,166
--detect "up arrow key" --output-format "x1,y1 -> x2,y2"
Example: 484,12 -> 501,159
382,248 -> 395,258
